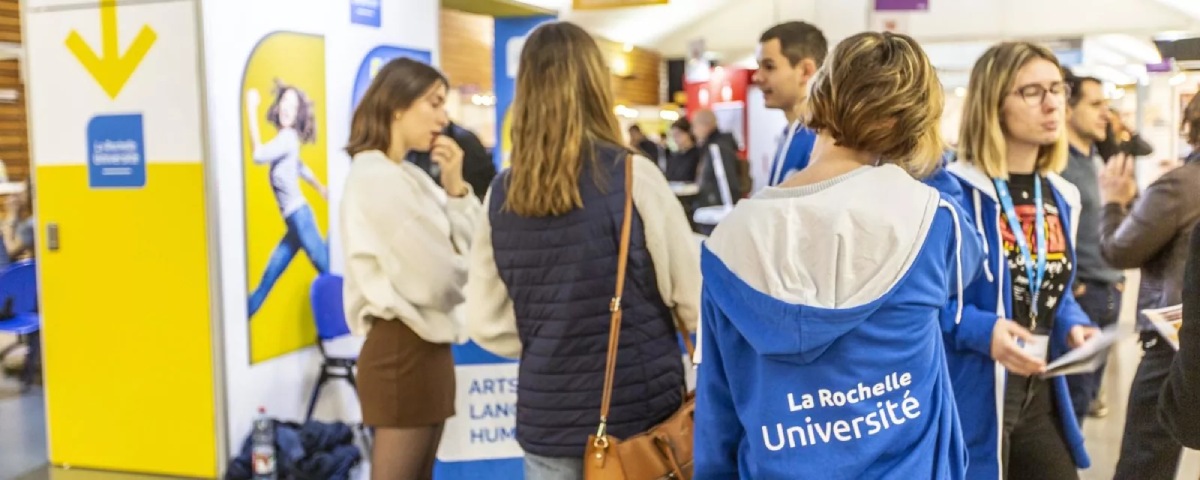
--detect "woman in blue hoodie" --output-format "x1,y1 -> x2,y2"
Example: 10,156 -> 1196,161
939,42 -> 1100,479
694,31 -> 984,479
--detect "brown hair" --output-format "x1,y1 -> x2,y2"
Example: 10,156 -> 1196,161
346,58 -> 448,157
804,31 -> 944,178
266,79 -> 317,143
504,21 -> 630,217
957,42 -> 1068,179
760,21 -> 828,68
1184,92 -> 1200,148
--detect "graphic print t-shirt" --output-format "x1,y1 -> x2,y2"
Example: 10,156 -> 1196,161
999,173 -> 1072,335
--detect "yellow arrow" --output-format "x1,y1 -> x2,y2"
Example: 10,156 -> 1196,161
64,1 -> 157,100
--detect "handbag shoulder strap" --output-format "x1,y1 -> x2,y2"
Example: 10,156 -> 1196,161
597,154 -> 635,442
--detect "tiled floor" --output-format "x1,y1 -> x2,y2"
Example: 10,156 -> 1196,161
1,271 -> 1198,479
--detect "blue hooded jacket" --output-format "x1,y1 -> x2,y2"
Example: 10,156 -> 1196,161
694,165 -> 984,479
933,161 -> 1095,479
767,123 -> 817,186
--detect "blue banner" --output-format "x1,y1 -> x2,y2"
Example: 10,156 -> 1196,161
492,16 -> 555,170
350,0 -> 381,27
351,45 -> 432,114
87,113 -> 146,188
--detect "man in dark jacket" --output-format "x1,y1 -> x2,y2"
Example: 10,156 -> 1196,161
1062,72 -> 1123,423
1101,146 -> 1200,479
1097,107 -> 1154,162
689,108 -> 742,213
1158,97 -> 1200,451
409,120 -> 496,200
1158,221 -> 1200,449
628,124 -> 662,165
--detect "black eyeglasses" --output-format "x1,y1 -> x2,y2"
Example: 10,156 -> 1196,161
1012,82 -> 1071,107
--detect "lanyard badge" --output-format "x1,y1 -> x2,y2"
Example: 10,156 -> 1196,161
994,176 -> 1048,330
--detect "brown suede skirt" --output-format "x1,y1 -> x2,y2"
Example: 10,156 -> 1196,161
356,317 -> 456,427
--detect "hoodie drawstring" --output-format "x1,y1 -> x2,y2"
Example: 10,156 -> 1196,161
939,199 -> 965,325
973,189 -> 994,282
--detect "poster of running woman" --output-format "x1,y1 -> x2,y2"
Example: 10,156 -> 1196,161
241,32 -> 330,364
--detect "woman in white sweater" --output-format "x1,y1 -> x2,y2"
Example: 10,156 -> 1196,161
340,58 -> 482,480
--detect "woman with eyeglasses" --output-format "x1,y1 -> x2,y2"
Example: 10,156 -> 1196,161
936,42 -> 1099,479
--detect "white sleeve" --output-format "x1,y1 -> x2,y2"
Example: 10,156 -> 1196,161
445,185 -> 483,255
631,155 -> 702,333
344,169 -> 472,321
464,188 -> 522,358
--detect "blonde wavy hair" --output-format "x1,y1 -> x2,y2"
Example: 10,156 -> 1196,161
957,42 -> 1068,179
803,31 -> 945,179
504,21 -> 630,217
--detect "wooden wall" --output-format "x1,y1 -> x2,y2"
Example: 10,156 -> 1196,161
0,0 -> 18,44
0,59 -> 27,180
0,0 -> 25,180
597,39 -> 662,106
439,9 -> 494,91
438,8 -> 662,106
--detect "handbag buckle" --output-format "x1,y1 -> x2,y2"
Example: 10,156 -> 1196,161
593,421 -> 610,450
609,297 -> 621,313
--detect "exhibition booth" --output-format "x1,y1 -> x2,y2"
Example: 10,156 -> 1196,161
19,0 -> 1200,477
23,0 -> 545,477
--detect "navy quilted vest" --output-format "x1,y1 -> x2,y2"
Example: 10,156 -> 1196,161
487,145 -> 685,458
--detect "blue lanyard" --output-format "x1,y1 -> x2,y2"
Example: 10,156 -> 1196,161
994,177 -> 1048,327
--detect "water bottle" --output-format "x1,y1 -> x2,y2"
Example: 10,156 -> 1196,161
251,407 -> 277,480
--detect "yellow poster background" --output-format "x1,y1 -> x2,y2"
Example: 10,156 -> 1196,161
242,32 -> 328,364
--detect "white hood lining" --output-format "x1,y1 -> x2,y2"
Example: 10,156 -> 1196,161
706,165 -> 942,309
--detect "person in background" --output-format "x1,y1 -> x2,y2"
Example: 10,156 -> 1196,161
408,120 -> 496,200
666,117 -> 701,183
753,21 -> 825,187
1158,221 -> 1200,448
939,42 -> 1099,480
690,109 -> 743,210
1105,92 -> 1200,480
464,22 -> 699,480
1097,107 -> 1153,162
1061,71 -> 1123,423
694,31 -> 981,479
2,178 -> 33,264
628,124 -> 662,164
340,58 -> 481,480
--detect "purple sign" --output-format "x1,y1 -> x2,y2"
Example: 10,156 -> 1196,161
1147,59 -> 1173,73
875,0 -> 928,11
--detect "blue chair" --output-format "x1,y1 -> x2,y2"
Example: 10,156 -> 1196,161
0,261 -> 39,391
305,274 -> 359,422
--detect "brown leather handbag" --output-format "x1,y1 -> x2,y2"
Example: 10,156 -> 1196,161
584,155 -> 697,480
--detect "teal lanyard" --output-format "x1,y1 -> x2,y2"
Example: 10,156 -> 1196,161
993,177 -> 1047,329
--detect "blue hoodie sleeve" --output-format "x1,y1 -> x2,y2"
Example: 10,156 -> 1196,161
927,173 -> 1002,357
694,293 -> 742,479
1052,285 -> 1095,349
937,194 -> 997,356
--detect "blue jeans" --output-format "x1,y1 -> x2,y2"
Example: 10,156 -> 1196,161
248,205 -> 329,318
1065,280 -> 1121,424
524,453 -> 582,480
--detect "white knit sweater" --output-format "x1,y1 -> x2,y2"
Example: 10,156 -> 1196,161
339,149 -> 483,343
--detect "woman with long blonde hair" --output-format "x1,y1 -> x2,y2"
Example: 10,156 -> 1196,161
465,21 -> 700,479
937,42 -> 1099,479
